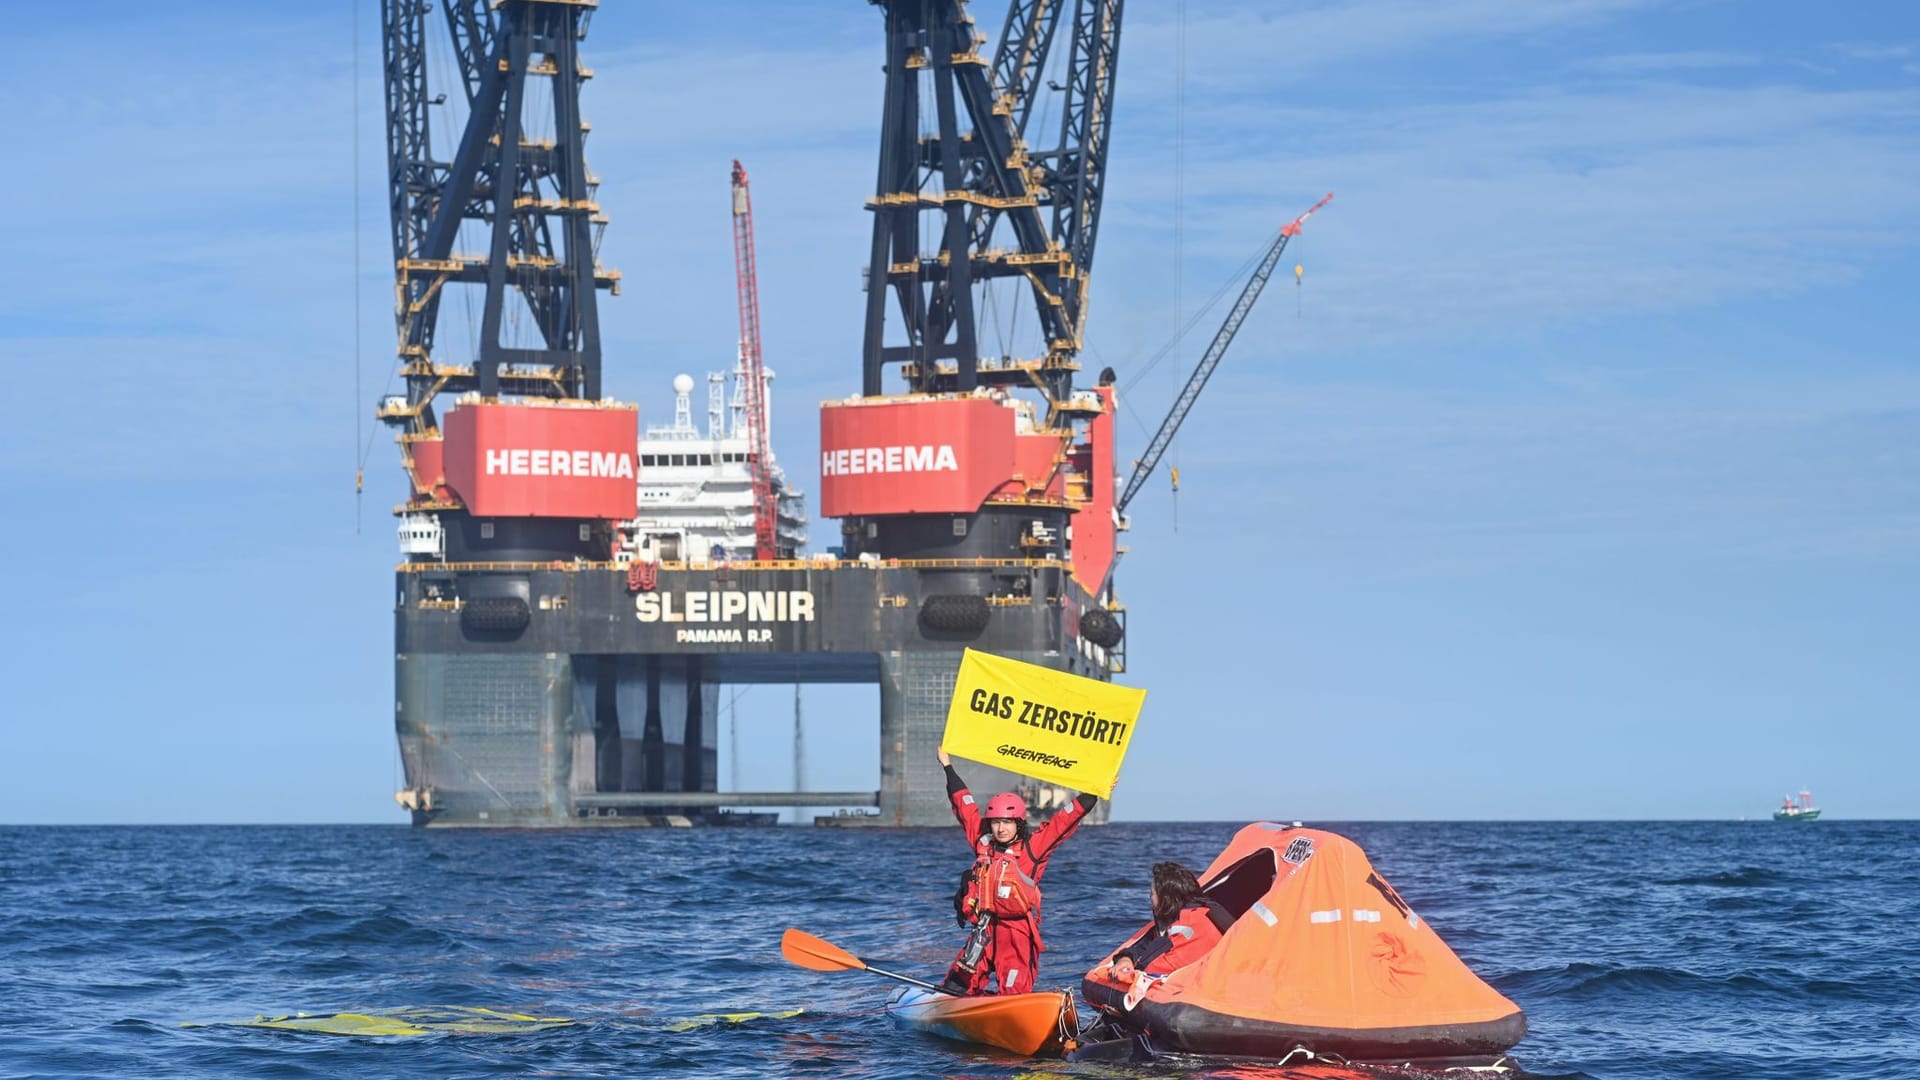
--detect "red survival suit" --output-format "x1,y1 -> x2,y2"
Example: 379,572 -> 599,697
1118,898 -> 1233,975
941,763 -> 1097,995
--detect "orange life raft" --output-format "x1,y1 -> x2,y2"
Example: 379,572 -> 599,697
1080,825 -> 1526,1063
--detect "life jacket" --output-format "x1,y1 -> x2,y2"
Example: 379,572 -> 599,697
964,836 -> 1045,923
1148,902 -> 1229,974
1105,898 -> 1233,978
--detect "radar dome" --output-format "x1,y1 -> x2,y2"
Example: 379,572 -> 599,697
673,374 -> 695,394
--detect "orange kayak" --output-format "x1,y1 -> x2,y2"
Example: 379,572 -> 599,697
885,986 -> 1076,1056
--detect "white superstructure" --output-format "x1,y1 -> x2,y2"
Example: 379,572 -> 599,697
621,361 -> 808,562
396,512 -> 445,558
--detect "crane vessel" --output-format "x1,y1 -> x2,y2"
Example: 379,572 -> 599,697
378,0 -> 1322,826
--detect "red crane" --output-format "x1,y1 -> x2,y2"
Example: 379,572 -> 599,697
731,159 -> 778,560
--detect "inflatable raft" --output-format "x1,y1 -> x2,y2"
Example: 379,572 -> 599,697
886,986 -> 1076,1056
1080,825 -> 1526,1065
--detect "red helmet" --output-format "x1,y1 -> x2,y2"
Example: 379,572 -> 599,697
984,792 -> 1028,821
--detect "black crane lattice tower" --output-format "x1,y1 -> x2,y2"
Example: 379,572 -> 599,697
861,0 -> 1123,405
379,0 -> 620,443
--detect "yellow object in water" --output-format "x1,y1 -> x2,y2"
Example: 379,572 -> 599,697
663,1009 -> 805,1032
184,1005 -> 574,1037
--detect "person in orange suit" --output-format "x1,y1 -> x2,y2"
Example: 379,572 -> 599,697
1107,861 -> 1234,982
936,746 -> 1097,995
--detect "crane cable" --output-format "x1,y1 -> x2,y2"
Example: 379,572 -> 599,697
1170,0 -> 1185,532
353,0 -> 363,533
352,0 -> 403,531
1119,239 -> 1270,409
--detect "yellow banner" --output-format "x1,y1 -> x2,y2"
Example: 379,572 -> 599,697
941,649 -> 1147,799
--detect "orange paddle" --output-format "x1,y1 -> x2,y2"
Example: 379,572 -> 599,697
781,928 -> 956,995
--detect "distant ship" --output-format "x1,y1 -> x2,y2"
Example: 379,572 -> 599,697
1773,789 -> 1821,822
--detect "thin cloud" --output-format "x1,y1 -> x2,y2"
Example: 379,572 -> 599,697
1126,0 -> 1665,83
1571,50 -> 1763,75
1100,80 -> 1920,352
1829,43 -> 1914,62
1122,373 -> 1920,574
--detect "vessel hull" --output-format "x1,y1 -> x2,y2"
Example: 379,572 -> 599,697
393,562 -> 1117,827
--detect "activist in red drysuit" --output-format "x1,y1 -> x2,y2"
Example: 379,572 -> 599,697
936,746 -> 1098,996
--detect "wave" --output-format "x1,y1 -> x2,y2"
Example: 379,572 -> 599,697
1505,961 -> 1899,1006
1653,867 -> 1787,888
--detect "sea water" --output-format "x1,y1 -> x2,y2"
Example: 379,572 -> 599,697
2,820 -> 1913,1078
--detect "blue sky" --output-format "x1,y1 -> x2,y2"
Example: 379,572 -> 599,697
1,1 -> 1914,823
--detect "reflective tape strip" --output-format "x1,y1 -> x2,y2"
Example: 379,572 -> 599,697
1256,822 -> 1289,831
1309,909 -> 1343,924
961,793 -> 976,806
1410,913 -> 1422,929
1249,901 -> 1278,927
1168,924 -> 1194,941
1352,909 -> 1381,923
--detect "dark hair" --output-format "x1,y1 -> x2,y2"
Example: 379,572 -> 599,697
1150,861 -> 1204,923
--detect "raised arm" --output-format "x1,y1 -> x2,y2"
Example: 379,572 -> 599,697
938,746 -> 982,841
1027,790 -> 1098,861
